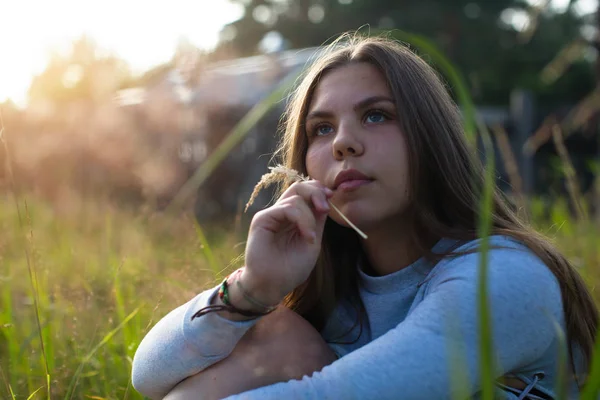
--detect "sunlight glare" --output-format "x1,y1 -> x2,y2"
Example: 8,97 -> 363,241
0,0 -> 243,106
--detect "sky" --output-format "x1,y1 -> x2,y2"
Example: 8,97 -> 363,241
0,0 -> 244,106
0,0 -> 597,107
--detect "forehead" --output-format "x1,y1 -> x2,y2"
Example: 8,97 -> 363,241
308,62 -> 391,111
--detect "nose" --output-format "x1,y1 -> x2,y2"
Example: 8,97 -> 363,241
332,123 -> 364,160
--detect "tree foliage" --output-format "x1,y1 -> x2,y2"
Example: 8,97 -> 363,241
219,0 -> 594,105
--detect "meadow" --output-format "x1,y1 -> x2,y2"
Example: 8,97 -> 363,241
1,187 -> 599,399
0,195 -> 248,399
1,29 -> 599,400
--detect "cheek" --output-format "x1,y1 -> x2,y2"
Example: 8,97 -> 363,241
305,145 -> 328,179
377,135 -> 411,191
387,135 -> 410,172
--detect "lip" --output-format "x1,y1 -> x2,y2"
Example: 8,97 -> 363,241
333,169 -> 373,191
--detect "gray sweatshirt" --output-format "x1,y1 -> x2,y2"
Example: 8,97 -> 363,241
132,236 -> 579,399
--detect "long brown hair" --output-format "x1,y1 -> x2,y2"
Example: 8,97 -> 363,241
275,33 -> 598,375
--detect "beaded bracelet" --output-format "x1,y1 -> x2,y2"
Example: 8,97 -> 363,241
190,270 -> 278,320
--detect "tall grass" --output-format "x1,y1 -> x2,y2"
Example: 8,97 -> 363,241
1,30 -> 599,399
0,196 -> 243,399
1,192 -> 599,399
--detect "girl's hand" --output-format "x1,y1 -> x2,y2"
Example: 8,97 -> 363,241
241,180 -> 333,306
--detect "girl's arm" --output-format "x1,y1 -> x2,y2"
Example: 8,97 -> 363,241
222,246 -> 564,400
132,180 -> 332,399
131,286 -> 260,399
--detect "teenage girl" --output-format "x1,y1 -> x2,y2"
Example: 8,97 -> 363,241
132,34 -> 598,399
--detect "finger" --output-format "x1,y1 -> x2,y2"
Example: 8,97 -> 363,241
314,207 -> 329,243
254,195 -> 317,241
277,197 -> 318,243
311,192 -> 330,214
279,181 -> 333,213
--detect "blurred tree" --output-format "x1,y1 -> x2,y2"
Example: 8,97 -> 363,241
217,0 -> 594,105
27,36 -> 132,106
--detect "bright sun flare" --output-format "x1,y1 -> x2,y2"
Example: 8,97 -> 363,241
0,0 -> 243,106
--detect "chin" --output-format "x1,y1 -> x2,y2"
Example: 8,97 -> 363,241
329,205 -> 375,231
329,201 -> 410,234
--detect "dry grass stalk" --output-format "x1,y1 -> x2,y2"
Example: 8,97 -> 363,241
523,115 -> 555,156
524,92 -> 600,157
245,164 -> 368,239
491,124 -> 528,217
244,165 -> 301,212
540,39 -> 586,85
563,89 -> 600,134
552,124 -> 587,221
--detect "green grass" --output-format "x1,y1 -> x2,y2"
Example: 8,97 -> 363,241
1,29 -> 599,400
0,193 -> 599,399
0,195 -> 244,399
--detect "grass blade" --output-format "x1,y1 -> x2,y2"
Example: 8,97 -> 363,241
193,220 -> 223,279
26,385 -> 44,400
23,200 -> 51,388
552,320 -> 568,400
445,312 -> 471,400
1,111 -> 51,397
65,308 -> 140,400
581,323 -> 600,399
475,120 -> 496,400
0,363 -> 15,400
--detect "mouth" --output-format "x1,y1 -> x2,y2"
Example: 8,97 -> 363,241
333,169 -> 374,192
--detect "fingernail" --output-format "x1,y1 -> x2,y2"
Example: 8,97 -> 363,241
324,188 -> 333,196
309,232 -> 316,243
322,199 -> 330,210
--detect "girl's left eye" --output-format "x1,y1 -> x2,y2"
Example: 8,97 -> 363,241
365,111 -> 387,124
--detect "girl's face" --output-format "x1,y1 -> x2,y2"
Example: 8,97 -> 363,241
305,62 -> 411,232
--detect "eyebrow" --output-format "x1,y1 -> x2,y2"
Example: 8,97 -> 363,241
305,95 -> 395,121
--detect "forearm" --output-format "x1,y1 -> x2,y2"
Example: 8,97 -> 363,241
131,286 -> 261,399
164,306 -> 337,400
132,269 -> 286,399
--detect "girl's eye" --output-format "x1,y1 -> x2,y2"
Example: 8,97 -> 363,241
365,111 -> 387,124
314,124 -> 334,136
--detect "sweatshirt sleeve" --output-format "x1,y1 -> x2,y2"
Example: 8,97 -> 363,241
221,244 -> 563,400
131,285 -> 260,399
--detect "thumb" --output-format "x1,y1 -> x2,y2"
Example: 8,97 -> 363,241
314,211 -> 328,244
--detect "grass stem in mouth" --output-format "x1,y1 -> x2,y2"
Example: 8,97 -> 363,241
246,164 -> 368,239
328,201 -> 368,239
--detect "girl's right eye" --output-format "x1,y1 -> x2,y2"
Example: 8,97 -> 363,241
313,124 -> 334,137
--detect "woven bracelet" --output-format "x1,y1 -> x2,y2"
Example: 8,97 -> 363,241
190,273 -> 276,320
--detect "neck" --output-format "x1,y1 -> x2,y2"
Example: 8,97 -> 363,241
359,223 -> 415,276
360,219 -> 438,277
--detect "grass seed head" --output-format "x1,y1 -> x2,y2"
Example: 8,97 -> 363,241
245,165 -> 306,212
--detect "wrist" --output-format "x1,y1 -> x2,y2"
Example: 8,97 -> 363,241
208,270 -> 271,321
210,287 -> 258,321
199,270 -> 281,322
239,268 -> 286,307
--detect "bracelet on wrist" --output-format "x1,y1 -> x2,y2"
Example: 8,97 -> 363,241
191,270 -> 278,320
235,275 -> 279,314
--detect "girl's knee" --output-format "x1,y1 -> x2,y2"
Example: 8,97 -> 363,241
237,306 -> 337,378
165,307 -> 336,400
